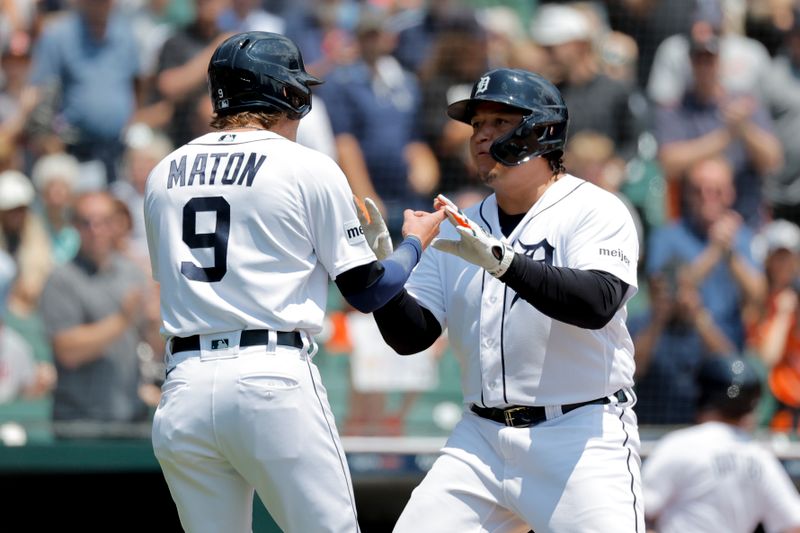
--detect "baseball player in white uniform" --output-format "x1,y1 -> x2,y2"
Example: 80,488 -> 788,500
643,356 -> 800,533
144,32 -> 445,533
364,68 -> 644,532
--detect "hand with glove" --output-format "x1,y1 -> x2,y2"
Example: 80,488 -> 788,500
354,196 -> 393,260
432,194 -> 515,278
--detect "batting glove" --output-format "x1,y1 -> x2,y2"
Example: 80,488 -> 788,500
354,196 -> 393,260
432,194 -> 514,278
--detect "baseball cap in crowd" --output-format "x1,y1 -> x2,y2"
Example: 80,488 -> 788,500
530,4 -> 591,46
0,170 -> 34,211
31,153 -> 80,193
751,219 -> 800,263
691,0 -> 724,32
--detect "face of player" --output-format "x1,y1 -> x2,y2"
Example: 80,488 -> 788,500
469,102 -> 525,184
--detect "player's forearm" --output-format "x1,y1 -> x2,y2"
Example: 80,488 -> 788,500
498,255 -> 628,329
336,237 -> 422,313
52,313 -> 130,369
373,289 -> 442,355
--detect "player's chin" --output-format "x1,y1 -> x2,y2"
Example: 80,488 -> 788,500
479,167 -> 500,186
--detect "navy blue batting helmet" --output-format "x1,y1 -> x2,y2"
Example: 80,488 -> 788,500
696,356 -> 763,419
447,68 -> 569,166
208,32 -> 322,120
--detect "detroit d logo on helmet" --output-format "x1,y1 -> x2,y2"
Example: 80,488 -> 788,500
475,76 -> 491,95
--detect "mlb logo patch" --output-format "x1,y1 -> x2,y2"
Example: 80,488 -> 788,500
343,219 -> 366,245
211,338 -> 229,350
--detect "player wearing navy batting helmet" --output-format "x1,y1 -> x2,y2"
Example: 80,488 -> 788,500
145,31 -> 445,533
361,67 -> 644,531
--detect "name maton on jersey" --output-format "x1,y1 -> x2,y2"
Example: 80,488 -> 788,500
166,152 -> 267,189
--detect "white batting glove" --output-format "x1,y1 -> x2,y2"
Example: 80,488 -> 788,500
432,194 -> 514,278
354,196 -> 393,260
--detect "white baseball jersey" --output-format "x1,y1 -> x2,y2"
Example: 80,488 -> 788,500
407,174 -> 639,406
144,130 -> 376,338
643,421 -> 800,533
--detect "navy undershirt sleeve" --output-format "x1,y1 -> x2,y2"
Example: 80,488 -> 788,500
373,289 -> 442,355
335,237 -> 422,314
498,253 -> 629,329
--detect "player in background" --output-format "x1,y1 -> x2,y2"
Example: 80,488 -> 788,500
362,68 -> 643,532
642,356 -> 800,533
144,32 -> 445,533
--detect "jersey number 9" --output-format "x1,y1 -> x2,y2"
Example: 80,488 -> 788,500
181,196 -> 230,282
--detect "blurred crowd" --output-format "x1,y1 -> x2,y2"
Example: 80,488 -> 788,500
1,0 -> 800,441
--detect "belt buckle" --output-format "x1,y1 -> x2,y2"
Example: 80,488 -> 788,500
503,406 -> 529,427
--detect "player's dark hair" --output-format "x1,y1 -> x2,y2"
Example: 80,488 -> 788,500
210,110 -> 287,131
545,150 -> 565,175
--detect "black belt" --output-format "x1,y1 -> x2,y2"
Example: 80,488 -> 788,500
470,390 -> 628,428
171,329 -> 304,354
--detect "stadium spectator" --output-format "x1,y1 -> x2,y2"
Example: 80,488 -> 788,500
389,0 -> 469,76
30,152 -> 80,265
217,0 -> 284,34
758,10 -> 800,227
631,156 -> 765,423
142,0 -> 230,147
416,12 -> 489,199
0,249 -> 55,406
647,0 -> 772,106
111,124 -> 173,268
602,0 -> 696,88
319,9 -> 438,238
530,3 -> 642,161
281,0 -> 359,79
654,24 -> 782,227
747,219 -> 800,433
642,356 -> 800,533
39,191 -> 161,437
0,169 -> 53,318
743,0 -> 795,56
564,130 -> 645,254
1,0 -> 143,185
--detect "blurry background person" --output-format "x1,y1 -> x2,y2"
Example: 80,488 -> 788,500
319,9 -> 439,238
758,10 -> 800,227
747,219 -> 800,433
1,0 -> 143,185
631,156 -> 765,424
654,20 -> 782,227
530,3 -> 642,161
0,169 -> 53,318
111,124 -> 173,267
0,249 -> 55,407
415,11 -> 488,200
39,191 -> 162,438
642,356 -> 800,533
30,152 -> 80,265
647,0 -> 771,107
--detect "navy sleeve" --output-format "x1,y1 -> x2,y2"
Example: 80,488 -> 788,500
335,237 -> 422,314
373,289 -> 442,355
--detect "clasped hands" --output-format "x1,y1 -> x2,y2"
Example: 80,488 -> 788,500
354,194 -> 513,277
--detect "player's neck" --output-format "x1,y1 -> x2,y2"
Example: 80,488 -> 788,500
495,169 -> 561,215
225,120 -> 298,142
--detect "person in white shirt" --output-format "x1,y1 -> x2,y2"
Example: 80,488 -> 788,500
643,356 -> 800,533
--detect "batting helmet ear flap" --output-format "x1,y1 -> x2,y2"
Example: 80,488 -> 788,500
490,114 -> 569,167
